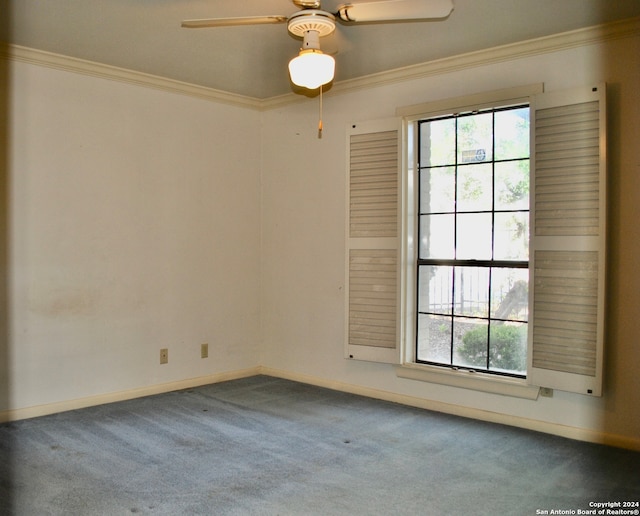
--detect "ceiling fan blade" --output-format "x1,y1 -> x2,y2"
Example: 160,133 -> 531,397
181,15 -> 288,29
336,0 -> 453,23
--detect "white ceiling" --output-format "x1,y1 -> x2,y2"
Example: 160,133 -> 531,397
2,0 -> 640,99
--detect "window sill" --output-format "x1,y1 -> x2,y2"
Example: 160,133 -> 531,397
395,363 -> 540,400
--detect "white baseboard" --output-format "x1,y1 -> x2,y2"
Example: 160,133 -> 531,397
0,367 -> 261,423
2,365 -> 638,452
259,366 -> 640,452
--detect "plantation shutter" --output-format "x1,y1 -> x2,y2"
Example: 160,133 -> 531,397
529,84 -> 606,396
345,119 -> 402,363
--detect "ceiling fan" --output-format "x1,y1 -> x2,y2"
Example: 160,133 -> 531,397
182,0 -> 454,90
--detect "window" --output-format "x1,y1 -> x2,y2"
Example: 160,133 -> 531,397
416,106 -> 530,378
346,84 -> 606,396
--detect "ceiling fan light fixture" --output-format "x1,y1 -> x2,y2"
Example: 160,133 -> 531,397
288,48 -> 335,89
180,0 -> 455,93
288,27 -> 335,90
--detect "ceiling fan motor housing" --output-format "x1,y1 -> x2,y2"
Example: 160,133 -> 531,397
287,10 -> 336,39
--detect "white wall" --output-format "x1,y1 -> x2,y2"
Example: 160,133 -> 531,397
4,61 -> 262,411
261,33 -> 640,447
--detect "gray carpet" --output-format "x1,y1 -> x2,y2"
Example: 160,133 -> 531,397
0,375 -> 638,515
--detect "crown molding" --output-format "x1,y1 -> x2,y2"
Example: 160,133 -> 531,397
0,43 -> 264,110
262,15 -> 640,109
1,16 -> 638,111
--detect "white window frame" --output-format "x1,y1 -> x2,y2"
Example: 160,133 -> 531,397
394,85 -> 542,398
345,83 -> 606,399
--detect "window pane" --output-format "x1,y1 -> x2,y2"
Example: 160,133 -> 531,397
495,160 -> 529,211
488,322 -> 528,375
490,268 -> 529,321
458,112 -> 493,164
457,163 -> 493,212
419,214 -> 455,259
418,265 -> 453,315
452,317 -> 488,369
456,213 -> 492,260
494,211 -> 529,261
417,314 -> 452,364
420,118 -> 456,167
420,167 -> 455,214
495,107 -> 530,161
454,267 -> 489,318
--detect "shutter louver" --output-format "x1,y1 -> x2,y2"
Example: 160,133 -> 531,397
349,249 -> 397,348
529,85 -> 606,396
346,121 -> 401,363
535,100 -> 600,237
532,250 -> 598,375
350,131 -> 399,238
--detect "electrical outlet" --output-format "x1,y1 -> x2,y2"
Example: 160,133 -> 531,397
201,343 -> 208,359
160,348 -> 168,365
540,387 -> 553,398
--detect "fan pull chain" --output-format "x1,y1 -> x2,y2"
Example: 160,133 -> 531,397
318,85 -> 324,139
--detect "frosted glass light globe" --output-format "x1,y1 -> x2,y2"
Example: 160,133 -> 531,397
288,50 -> 335,89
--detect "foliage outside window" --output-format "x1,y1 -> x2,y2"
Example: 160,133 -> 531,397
416,105 -> 530,377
